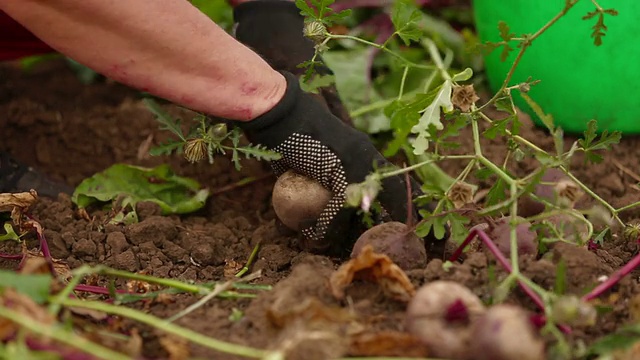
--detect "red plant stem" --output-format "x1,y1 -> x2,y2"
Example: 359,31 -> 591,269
449,228 -> 546,311
24,213 -> 56,275
74,284 -> 129,295
449,229 -> 580,334
0,253 -> 24,260
582,235 -> 640,301
25,337 -> 98,360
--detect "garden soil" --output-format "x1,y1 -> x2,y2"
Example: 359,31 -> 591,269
2,60 -> 640,359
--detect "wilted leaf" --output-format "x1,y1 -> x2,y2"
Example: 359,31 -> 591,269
329,245 -> 415,302
160,334 -> 190,360
349,330 -> 429,357
0,191 -> 38,213
322,48 -> 390,133
267,297 -> 354,329
72,164 -> 210,215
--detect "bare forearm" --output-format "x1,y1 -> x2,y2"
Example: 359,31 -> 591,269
0,0 -> 285,120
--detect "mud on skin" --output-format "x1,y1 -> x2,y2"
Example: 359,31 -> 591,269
1,60 -> 640,359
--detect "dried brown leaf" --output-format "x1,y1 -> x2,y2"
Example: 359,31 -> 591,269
224,259 -> 243,278
349,330 -> 430,357
67,306 -> 109,321
329,245 -> 416,302
0,191 -> 37,213
22,249 -> 73,282
267,297 -> 354,328
159,333 -> 191,360
0,288 -> 56,339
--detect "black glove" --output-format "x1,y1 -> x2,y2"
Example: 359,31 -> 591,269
236,72 -> 432,253
232,0 -> 354,125
232,0 -> 329,76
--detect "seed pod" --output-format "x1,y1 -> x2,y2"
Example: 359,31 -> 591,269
208,123 -> 228,140
183,138 -> 208,163
303,20 -> 327,44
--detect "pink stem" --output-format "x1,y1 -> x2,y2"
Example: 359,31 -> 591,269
582,235 -> 640,301
74,284 -> 129,295
448,227 -> 574,334
0,253 -> 24,260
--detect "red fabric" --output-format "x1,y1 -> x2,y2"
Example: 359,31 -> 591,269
0,11 -> 55,61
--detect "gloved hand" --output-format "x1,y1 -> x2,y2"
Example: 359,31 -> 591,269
236,71 -> 434,253
232,0 -> 353,125
232,0 -> 327,76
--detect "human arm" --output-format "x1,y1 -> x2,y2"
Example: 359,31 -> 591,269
0,0 -> 286,121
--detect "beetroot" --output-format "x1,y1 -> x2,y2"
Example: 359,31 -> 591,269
518,168 -> 577,217
468,304 -> 545,360
350,221 -> 427,270
405,281 -> 486,359
489,216 -> 538,257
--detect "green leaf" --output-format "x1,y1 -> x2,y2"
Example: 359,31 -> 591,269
299,74 -> 336,94
554,259 -> 567,295
483,117 -> 513,140
587,324 -> 640,356
582,8 -> 618,46
391,0 -> 422,45
295,0 -> 351,26
322,48 -> 390,133
451,67 -> 473,82
149,140 -> 185,157
72,164 -> 210,215
144,98 -> 186,141
0,223 -> 20,241
485,177 -> 508,207
578,120 -> 622,164
410,81 -> 454,155
295,0 -> 316,19
497,21 -> 515,61
0,270 -> 52,304
498,21 -> 515,42
520,93 -> 554,132
190,0 -> 233,29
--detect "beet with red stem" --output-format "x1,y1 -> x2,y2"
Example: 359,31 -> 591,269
449,226 -> 545,312
488,216 -> 539,258
583,234 -> 640,301
405,280 -> 486,360
468,304 -> 546,360
518,168 -> 571,218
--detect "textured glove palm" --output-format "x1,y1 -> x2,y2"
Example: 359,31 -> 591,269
237,72 -> 427,253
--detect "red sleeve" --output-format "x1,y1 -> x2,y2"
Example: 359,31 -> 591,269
0,11 -> 55,61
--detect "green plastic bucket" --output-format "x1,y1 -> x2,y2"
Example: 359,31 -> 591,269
473,0 -> 640,134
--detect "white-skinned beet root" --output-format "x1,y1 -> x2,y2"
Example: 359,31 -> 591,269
271,170 -> 332,232
351,221 -> 427,270
405,280 -> 486,360
490,216 -> 538,258
468,304 -> 545,360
